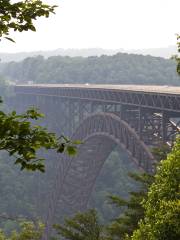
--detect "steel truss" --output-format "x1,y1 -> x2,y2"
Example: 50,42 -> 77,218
11,85 -> 180,239
15,85 -> 180,113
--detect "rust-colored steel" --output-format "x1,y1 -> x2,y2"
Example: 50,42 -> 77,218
42,112 -> 155,239
11,84 -> 180,240
15,84 -> 180,113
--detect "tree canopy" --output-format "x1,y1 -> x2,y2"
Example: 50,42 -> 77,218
0,0 -> 56,42
130,137 -> 180,240
0,53 -> 179,86
53,209 -> 104,240
0,0 -> 80,172
0,221 -> 43,239
0,104 -> 78,172
106,173 -> 154,240
0,76 -> 78,173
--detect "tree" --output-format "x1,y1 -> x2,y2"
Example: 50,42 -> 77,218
53,209 -> 105,240
130,137 -> 180,240
105,144 -> 171,240
0,0 -> 80,237
0,104 -> 78,172
0,221 -> 43,239
172,34 -> 180,76
0,0 -> 79,171
106,173 -> 154,240
0,0 -> 57,42
1,53 -> 179,85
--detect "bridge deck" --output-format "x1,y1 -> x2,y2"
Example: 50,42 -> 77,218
17,84 -> 180,95
15,84 -> 180,113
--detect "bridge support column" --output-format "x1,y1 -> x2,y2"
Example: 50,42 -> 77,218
120,104 -> 126,120
138,107 -> 143,140
162,111 -> 168,143
79,101 -> 84,122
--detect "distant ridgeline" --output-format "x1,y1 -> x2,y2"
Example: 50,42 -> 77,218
0,53 -> 179,85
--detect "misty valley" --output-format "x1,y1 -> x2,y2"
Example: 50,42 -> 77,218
0,51 -> 179,240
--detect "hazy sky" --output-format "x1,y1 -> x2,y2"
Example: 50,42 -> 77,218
1,0 -> 180,52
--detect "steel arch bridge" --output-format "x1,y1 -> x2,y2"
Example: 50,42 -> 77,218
13,84 -> 180,239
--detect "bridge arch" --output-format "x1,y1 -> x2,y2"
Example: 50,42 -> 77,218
59,112 -> 154,213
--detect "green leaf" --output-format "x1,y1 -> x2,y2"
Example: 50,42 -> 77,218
66,146 -> 77,156
57,143 -> 65,153
4,37 -> 15,42
72,140 -> 82,145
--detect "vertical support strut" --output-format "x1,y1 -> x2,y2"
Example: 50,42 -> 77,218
120,104 -> 125,120
79,101 -> 84,123
10,87 -> 180,240
138,107 -> 143,140
162,111 -> 168,143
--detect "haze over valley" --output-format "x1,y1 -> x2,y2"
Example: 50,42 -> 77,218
0,0 -> 179,239
0,45 -> 178,62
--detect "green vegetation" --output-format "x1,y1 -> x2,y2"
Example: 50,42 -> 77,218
0,68 -> 77,173
0,148 -> 139,231
53,209 -> 104,240
0,70 -> 78,235
0,52 -> 179,239
0,53 -> 179,85
0,1 -> 179,238
130,137 -> 180,240
0,59 -> 179,238
0,104 -> 78,172
0,1 -> 68,236
104,143 -> 171,240
106,173 -> 154,240
89,150 -> 139,223
48,137 -> 180,240
0,221 -> 43,240
0,1 -> 78,172
0,0 -> 56,42
0,151 -> 45,225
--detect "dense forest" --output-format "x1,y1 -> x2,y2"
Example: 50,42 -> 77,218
0,146 -> 139,232
0,51 -> 179,238
0,76 -> 139,233
0,53 -> 179,85
0,45 -> 177,62
0,0 -> 179,239
0,77 -> 138,228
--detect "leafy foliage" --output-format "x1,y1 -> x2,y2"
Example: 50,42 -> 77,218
0,53 -> 179,85
0,0 -> 78,173
0,149 -> 138,231
0,221 -> 43,239
53,209 -> 105,240
106,173 -> 154,240
0,106 -> 78,172
0,0 -> 56,42
172,34 -> 180,76
89,150 -> 140,224
0,149 -> 54,224
151,144 -> 170,162
104,144 -> 171,240
131,137 -> 180,240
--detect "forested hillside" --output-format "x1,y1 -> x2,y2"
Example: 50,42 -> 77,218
0,53 -> 179,85
0,45 -> 177,62
0,148 -> 138,232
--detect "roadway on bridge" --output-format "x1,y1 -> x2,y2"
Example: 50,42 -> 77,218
17,84 -> 180,95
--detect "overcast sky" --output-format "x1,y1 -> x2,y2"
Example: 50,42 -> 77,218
1,0 -> 180,53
